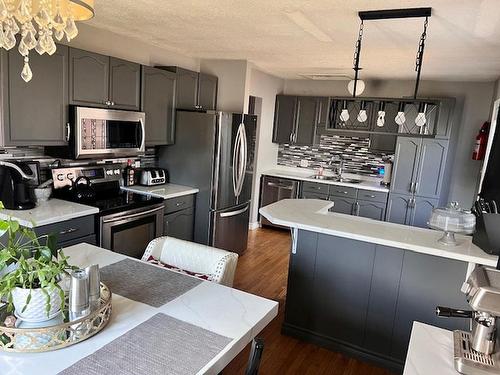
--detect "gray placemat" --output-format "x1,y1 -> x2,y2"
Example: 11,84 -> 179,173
59,313 -> 232,375
100,259 -> 202,307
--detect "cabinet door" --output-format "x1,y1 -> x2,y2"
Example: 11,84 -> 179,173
328,196 -> 355,215
109,57 -> 140,110
411,197 -> 439,228
272,95 -> 297,144
198,73 -> 217,110
333,99 -> 373,131
414,139 -> 448,199
369,133 -> 397,154
294,96 -> 318,145
2,46 -> 68,145
391,137 -> 421,195
313,234 -> 376,345
391,251 -> 469,360
175,68 -> 198,109
398,101 -> 438,136
386,193 -> 412,225
301,191 -> 329,200
164,208 -> 194,241
142,66 -> 176,146
356,200 -> 386,221
69,48 -> 109,107
316,97 -> 331,126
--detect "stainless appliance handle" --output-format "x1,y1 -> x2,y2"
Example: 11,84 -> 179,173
236,122 -> 248,197
220,205 -> 249,218
102,205 -> 164,223
232,124 -> 242,197
267,182 -> 294,190
66,122 -> 71,142
0,161 -> 35,180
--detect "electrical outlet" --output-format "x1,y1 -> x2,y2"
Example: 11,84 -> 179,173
300,159 -> 309,168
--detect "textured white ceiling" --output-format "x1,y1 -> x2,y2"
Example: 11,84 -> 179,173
88,0 -> 500,80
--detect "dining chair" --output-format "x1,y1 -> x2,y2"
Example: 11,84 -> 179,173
141,236 -> 239,287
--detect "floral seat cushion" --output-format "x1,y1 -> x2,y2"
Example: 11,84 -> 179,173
145,255 -> 211,281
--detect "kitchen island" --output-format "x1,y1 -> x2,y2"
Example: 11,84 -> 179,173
260,199 -> 497,371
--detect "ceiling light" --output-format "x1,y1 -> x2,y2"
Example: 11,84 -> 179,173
357,101 -> 368,123
347,79 -> 365,96
376,102 -> 386,127
415,102 -> 427,127
0,0 -> 95,82
395,102 -> 406,126
340,100 -> 350,122
286,11 -> 333,43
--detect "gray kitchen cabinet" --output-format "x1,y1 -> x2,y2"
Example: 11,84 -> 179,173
302,181 -> 330,196
414,139 -> 449,199
164,207 -> 194,241
332,99 -> 373,131
386,193 -> 413,225
316,97 -> 331,126
141,66 -> 176,146
69,48 -> 109,107
109,57 -> 141,110
391,251 -> 468,360
301,191 -> 328,200
34,215 -> 96,249
356,199 -> 386,220
1,46 -> 68,146
313,233 -> 376,345
198,73 -> 218,110
294,96 -> 318,145
391,137 -> 421,195
273,95 -> 297,144
70,48 -> 140,110
328,196 -> 355,215
285,230 -> 318,329
399,101 -> 438,136
175,67 -> 199,109
411,197 -> 439,228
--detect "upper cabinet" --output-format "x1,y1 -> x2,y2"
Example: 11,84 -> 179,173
141,66 -> 176,146
162,67 -> 218,110
272,95 -> 319,145
69,48 -> 140,110
1,46 -> 69,146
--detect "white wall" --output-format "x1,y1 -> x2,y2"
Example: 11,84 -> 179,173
64,24 -> 199,70
247,66 -> 284,225
284,79 -> 496,207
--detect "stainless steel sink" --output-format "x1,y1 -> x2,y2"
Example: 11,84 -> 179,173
336,178 -> 363,184
308,175 -> 363,184
309,175 -> 337,180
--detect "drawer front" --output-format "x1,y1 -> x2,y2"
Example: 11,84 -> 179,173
59,234 -> 97,248
302,181 -> 330,195
35,215 -> 95,244
329,185 -> 358,199
356,190 -> 388,204
164,194 -> 195,214
301,191 -> 329,200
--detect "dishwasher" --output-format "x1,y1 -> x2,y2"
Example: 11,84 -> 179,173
259,175 -> 301,228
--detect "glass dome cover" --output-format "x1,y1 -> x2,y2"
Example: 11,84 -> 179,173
428,202 -> 476,245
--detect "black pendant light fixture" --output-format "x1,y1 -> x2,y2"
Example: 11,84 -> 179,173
350,7 -> 432,99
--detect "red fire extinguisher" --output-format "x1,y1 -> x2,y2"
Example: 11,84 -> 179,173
472,122 -> 490,160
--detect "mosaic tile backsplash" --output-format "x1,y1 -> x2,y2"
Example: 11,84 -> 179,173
278,135 -> 392,177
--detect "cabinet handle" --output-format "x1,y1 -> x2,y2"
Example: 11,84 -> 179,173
409,182 -> 415,193
355,202 -> 360,216
364,194 -> 376,198
111,101 -> 115,106
175,201 -> 185,207
289,132 -> 293,144
414,182 -> 419,194
65,123 -> 71,142
60,228 -> 77,235
336,190 -> 348,194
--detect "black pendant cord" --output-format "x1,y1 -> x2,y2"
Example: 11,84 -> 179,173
414,16 -> 429,99
352,20 -> 364,98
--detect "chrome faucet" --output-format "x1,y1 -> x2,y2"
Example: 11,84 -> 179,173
328,156 -> 344,178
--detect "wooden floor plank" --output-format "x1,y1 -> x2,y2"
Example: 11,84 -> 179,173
224,227 -> 395,375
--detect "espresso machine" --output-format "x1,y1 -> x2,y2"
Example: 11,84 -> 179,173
437,266 -> 500,374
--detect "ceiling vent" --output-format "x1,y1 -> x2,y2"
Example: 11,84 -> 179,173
298,73 -> 351,80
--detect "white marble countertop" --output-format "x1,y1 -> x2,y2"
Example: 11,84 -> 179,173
263,167 -> 389,192
0,243 -> 278,375
260,199 -> 498,266
121,183 -> 199,199
403,322 -> 457,375
0,199 -> 98,228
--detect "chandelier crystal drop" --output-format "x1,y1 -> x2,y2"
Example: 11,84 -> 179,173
0,0 -> 94,82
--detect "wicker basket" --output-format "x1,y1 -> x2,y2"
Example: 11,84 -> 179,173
0,283 -> 112,353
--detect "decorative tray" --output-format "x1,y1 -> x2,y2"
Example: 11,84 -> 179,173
0,283 -> 112,352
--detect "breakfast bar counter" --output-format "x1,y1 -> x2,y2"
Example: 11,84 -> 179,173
259,199 -> 495,372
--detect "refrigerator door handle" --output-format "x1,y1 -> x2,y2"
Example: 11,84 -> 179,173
236,122 -> 248,197
220,204 -> 249,218
232,124 -> 243,197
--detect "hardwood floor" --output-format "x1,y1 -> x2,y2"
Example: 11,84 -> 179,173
224,227 -> 395,375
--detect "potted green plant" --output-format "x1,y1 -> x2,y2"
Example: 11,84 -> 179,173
0,208 -> 74,322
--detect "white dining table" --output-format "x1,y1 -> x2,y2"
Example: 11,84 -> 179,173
0,243 -> 279,375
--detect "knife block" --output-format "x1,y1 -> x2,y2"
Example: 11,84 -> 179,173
473,213 -> 500,255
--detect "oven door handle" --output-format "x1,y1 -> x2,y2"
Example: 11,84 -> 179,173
102,205 -> 164,223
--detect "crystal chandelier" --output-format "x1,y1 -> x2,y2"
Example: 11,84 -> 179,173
0,0 -> 95,82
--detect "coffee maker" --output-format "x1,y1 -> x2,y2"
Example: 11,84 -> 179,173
437,266 -> 500,374
0,161 -> 36,210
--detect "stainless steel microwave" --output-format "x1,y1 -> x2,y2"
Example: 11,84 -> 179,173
46,106 -> 145,159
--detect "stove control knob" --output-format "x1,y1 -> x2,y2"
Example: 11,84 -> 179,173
114,169 -> 120,175
57,174 -> 65,181
67,173 -> 75,180
106,170 -> 113,176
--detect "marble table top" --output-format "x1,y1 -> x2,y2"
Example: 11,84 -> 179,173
0,243 -> 278,375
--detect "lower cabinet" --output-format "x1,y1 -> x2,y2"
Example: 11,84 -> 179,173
356,199 -> 386,220
164,207 -> 194,241
328,196 -> 355,215
386,193 -> 439,228
283,230 -> 469,370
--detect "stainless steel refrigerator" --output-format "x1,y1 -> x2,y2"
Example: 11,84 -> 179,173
159,110 -> 256,254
